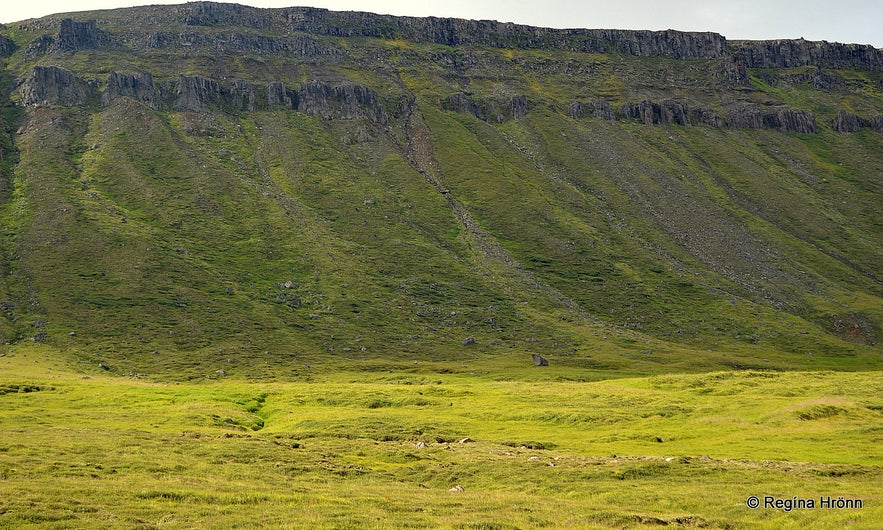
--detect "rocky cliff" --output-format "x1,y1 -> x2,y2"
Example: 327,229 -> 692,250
14,65 -> 94,106
9,2 -> 881,69
26,18 -> 110,56
175,2 -> 730,59
734,39 -> 883,71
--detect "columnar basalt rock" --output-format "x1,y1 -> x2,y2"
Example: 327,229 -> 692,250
176,2 -> 729,59
230,79 -> 257,112
26,18 -> 110,56
15,66 -> 93,107
0,34 -> 15,58
266,81 -> 293,109
569,100 -> 615,120
102,71 -> 163,109
57,19 -> 108,51
296,81 -> 387,123
733,39 -> 883,71
174,75 -> 223,112
726,104 -> 817,133
833,110 -> 865,133
622,100 -> 695,126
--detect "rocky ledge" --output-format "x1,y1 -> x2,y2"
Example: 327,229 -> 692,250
10,4 -> 882,69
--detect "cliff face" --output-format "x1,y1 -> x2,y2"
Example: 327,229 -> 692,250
14,65 -> 387,126
734,39 -> 883,71
176,2 -> 730,59
172,3 -> 883,69
12,2 -> 882,67
6,7 -> 882,136
14,65 -> 94,106
26,18 -> 110,56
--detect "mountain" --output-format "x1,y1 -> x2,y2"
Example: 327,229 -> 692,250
0,2 -> 881,380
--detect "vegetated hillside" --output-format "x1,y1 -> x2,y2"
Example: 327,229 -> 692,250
0,2 -> 880,379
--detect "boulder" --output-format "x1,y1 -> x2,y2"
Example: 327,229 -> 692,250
532,353 -> 549,366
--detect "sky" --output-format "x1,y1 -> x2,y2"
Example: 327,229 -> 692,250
1,0 -> 881,47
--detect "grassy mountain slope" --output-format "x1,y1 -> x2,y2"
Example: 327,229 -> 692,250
0,4 -> 880,380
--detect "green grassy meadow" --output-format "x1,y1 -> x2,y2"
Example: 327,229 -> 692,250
1,346 -> 881,529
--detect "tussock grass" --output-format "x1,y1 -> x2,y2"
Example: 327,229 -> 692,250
0,349 -> 881,528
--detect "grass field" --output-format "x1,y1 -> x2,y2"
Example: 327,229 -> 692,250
1,345 -> 880,529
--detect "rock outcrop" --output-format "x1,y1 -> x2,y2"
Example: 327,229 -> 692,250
230,79 -> 257,112
756,68 -> 846,91
832,110 -> 883,133
101,71 -> 164,109
618,99 -> 725,128
442,93 -> 531,123
623,99 -> 692,126
297,81 -> 386,123
569,99 -> 615,120
142,31 -> 339,59
0,34 -> 15,58
27,19 -> 110,56
177,2 -> 728,59
57,19 -> 109,51
726,104 -> 817,133
733,39 -> 883,71
19,66 -> 388,122
174,75 -> 223,112
723,53 -> 751,87
15,66 -> 93,107
833,110 -> 865,133
266,81 -> 293,109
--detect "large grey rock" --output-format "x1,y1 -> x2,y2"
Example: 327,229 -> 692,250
442,93 -> 530,123
102,71 -> 163,109
27,19 -> 110,56
229,79 -> 257,112
267,81 -> 293,109
16,66 -> 92,107
0,34 -> 15,58
174,75 -> 222,112
833,110 -> 865,133
726,104 -> 817,133
296,81 -> 387,123
57,19 -> 108,51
